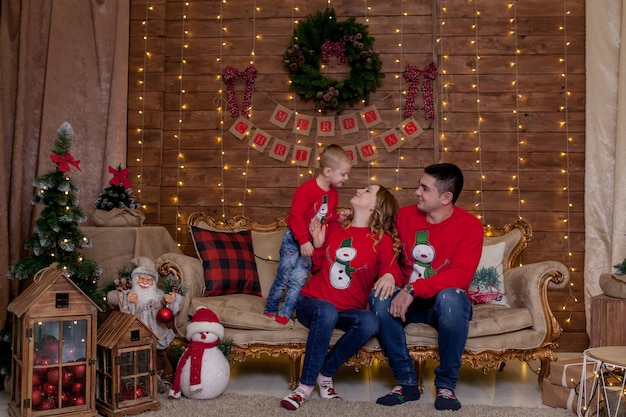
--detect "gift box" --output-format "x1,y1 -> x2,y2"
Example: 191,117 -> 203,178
548,356 -> 597,388
542,378 -> 579,413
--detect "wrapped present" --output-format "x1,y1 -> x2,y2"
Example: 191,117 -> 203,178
542,378 -> 579,413
549,356 -> 597,388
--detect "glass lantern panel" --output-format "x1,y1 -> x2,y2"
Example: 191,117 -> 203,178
136,349 -> 150,374
59,364 -> 82,408
120,378 -> 135,403
34,321 -> 61,365
12,362 -> 21,410
61,320 -> 87,362
96,371 -> 113,405
136,375 -> 150,399
120,351 -> 135,377
97,346 -> 112,375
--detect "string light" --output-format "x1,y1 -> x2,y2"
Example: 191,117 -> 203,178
218,3 -> 226,218
392,0 -> 404,194
173,2 -> 189,244
137,2 -> 152,209
559,0 -> 577,323
472,0 -> 485,221
240,0 -> 258,215
510,2 -> 522,219
437,3 -> 450,157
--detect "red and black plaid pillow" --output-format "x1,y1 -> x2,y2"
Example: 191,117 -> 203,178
191,226 -> 262,297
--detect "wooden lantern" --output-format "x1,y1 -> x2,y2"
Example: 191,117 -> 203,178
7,267 -> 99,417
95,310 -> 160,417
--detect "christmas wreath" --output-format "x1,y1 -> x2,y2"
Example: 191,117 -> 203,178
284,8 -> 384,113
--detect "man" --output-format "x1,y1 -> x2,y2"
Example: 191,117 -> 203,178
370,163 -> 483,411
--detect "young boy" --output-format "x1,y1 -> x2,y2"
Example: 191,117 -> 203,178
264,144 -> 352,324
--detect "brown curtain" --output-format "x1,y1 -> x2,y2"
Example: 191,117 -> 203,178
0,0 -> 129,330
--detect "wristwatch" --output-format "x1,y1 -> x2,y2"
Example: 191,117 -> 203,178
403,284 -> 415,297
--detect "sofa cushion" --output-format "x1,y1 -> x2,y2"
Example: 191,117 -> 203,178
251,229 -> 284,297
190,294 -> 295,330
468,241 -> 507,305
401,304 -> 533,343
190,226 -> 262,297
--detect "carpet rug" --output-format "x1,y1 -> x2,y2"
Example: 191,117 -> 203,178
150,392 -> 574,417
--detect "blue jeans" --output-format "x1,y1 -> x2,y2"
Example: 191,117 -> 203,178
264,227 -> 312,318
296,296 -> 379,386
369,287 -> 472,390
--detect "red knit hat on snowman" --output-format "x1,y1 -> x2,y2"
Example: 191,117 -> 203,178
185,307 -> 224,341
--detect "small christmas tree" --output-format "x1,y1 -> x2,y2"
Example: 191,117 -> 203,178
9,122 -> 102,303
94,164 -> 139,211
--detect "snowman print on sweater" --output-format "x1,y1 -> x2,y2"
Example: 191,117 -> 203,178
409,231 -> 437,283
330,238 -> 357,289
315,195 -> 329,224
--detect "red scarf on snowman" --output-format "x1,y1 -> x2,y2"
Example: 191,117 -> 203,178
169,308 -> 224,398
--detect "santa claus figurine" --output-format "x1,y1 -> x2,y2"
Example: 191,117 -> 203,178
168,307 -> 230,400
107,256 -> 183,353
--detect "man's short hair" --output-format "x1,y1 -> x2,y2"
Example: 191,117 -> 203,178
424,163 -> 464,204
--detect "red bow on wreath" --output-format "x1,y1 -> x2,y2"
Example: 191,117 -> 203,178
51,152 -> 81,173
108,165 -> 132,189
321,39 -> 346,65
223,65 -> 257,118
403,62 -> 438,120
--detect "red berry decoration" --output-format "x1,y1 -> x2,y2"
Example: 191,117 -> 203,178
156,306 -> 174,323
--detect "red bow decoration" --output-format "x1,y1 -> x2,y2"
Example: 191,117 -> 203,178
50,152 -> 81,173
403,62 -> 438,119
109,165 -> 132,189
223,65 -> 257,118
321,39 -> 346,65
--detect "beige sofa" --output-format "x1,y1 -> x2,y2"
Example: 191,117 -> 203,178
155,213 -> 570,391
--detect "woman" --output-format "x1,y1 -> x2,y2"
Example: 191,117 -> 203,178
281,184 -> 404,410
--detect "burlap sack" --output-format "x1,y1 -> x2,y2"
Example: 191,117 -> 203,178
599,273 -> 626,299
93,207 -> 145,227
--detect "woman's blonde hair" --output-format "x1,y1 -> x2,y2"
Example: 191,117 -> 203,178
342,184 -> 400,255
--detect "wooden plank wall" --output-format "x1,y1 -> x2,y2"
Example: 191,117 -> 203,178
127,0 -> 587,351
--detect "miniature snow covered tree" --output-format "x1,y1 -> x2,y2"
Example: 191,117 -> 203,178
94,164 -> 139,211
9,122 -> 102,301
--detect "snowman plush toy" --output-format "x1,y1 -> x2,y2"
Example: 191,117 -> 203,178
169,307 -> 230,399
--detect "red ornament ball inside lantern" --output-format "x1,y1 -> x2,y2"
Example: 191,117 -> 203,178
71,364 -> 86,379
47,369 -> 59,386
156,306 -> 174,323
71,395 -> 86,406
38,398 -> 55,410
32,372 -> 42,388
71,381 -> 84,395
43,382 -> 57,395
136,386 -> 146,398
62,370 -> 73,387
31,388 -> 43,406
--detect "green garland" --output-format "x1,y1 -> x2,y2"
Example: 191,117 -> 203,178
284,8 -> 384,113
